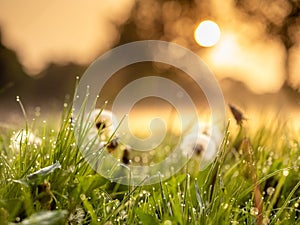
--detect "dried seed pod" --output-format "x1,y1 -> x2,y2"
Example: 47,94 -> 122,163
36,180 -> 54,210
93,109 -> 114,130
96,121 -> 106,129
122,149 -> 130,165
91,109 -> 117,140
107,138 -> 119,153
229,104 -> 245,125
193,144 -> 204,156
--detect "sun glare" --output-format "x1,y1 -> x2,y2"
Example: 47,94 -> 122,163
194,20 -> 221,47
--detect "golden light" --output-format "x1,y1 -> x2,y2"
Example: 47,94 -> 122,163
206,32 -> 286,93
194,20 -> 221,47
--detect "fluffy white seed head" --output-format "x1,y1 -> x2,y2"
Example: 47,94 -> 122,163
180,121 -> 222,170
10,130 -> 42,153
90,109 -> 117,140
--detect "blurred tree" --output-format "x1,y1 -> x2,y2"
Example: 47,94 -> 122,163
0,29 -> 27,94
0,28 -> 85,110
119,0 -> 300,92
234,0 -> 300,89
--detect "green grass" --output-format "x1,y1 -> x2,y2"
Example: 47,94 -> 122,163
0,102 -> 300,225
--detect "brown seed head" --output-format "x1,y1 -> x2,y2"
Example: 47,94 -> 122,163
229,104 -> 245,125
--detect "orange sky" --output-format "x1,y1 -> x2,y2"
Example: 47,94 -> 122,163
0,0 -> 299,94
0,0 -> 134,74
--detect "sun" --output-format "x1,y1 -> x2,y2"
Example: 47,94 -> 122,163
194,20 -> 221,47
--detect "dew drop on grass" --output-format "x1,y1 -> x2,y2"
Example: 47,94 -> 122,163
164,220 -> 172,225
142,156 -> 148,164
283,169 -> 289,176
223,203 -> 229,209
80,194 -> 86,200
262,167 -> 268,174
134,156 -> 141,163
267,187 -> 275,195
250,207 -> 259,216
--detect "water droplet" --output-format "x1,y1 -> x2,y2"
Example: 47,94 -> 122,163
283,169 -> 289,177
267,187 -> 275,195
80,194 -> 86,200
250,207 -> 259,216
223,203 -> 229,209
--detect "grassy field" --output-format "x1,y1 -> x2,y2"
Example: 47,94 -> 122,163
0,102 -> 300,225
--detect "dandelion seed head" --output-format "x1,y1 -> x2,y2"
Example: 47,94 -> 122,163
10,130 -> 42,153
180,121 -> 221,169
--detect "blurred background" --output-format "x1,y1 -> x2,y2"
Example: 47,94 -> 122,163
0,0 -> 300,127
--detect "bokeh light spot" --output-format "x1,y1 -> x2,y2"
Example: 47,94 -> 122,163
194,20 -> 221,47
